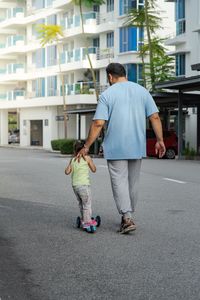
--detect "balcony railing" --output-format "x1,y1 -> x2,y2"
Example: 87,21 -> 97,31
0,90 -> 25,101
61,47 -> 114,64
0,68 -> 6,74
0,93 -> 7,100
8,90 -> 25,100
7,35 -> 25,47
61,47 -> 97,64
7,7 -> 24,19
0,83 -> 109,101
61,11 -> 97,29
7,63 -> 25,74
60,82 -> 109,96
0,43 -> 6,49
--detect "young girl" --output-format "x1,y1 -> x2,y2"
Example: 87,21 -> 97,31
65,140 -> 97,230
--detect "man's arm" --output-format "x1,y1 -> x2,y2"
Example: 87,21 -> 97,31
77,120 -> 106,159
149,113 -> 166,158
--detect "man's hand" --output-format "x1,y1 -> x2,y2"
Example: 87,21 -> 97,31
155,141 -> 166,158
76,145 -> 89,162
76,120 -> 105,162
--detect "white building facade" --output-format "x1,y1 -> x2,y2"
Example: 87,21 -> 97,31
0,0 -> 174,149
166,0 -> 200,150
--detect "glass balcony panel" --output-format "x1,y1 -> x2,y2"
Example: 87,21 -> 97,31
0,93 -> 7,100
74,49 -> 80,61
0,68 -> 6,74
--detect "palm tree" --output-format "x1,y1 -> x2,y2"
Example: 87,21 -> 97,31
124,0 -> 163,91
36,24 -> 68,138
73,0 -> 105,101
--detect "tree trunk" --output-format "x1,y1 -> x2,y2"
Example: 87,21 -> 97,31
79,0 -> 99,101
144,0 -> 155,91
57,41 -> 67,138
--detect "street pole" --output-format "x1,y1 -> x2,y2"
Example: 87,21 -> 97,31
178,90 -> 183,159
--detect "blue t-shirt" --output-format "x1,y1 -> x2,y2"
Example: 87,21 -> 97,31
93,81 -> 159,160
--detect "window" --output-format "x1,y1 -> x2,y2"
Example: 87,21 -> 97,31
32,19 -> 45,37
138,27 -> 144,50
138,64 -> 144,85
46,0 -> 54,7
32,0 -> 45,9
124,64 -> 143,83
176,53 -> 185,76
93,38 -> 100,48
119,0 -> 136,16
119,27 -> 137,52
32,78 -> 45,97
32,49 -> 45,68
107,32 -> 114,48
47,45 -> 57,66
107,0 -> 114,12
47,14 -> 57,25
93,5 -> 100,12
47,76 -> 57,96
175,0 -> 185,35
124,64 -> 137,82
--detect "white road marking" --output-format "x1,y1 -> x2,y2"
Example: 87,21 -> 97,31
163,178 -> 187,184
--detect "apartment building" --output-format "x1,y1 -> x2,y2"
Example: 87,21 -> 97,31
0,0 -> 174,149
166,0 -> 200,150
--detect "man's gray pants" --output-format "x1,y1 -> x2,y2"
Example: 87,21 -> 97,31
107,159 -> 142,219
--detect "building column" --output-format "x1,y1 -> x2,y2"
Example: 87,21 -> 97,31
197,105 -> 200,155
178,90 -> 183,159
80,115 -> 86,139
0,110 -> 8,145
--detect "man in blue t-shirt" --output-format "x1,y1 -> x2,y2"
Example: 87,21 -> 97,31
77,63 -> 166,234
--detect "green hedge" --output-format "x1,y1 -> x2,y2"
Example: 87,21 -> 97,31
51,139 -> 102,155
51,139 -> 66,151
60,139 -> 76,154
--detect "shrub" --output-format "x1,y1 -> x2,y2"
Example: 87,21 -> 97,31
51,138 -> 102,155
51,139 -> 66,151
60,139 -> 75,154
183,142 -> 197,158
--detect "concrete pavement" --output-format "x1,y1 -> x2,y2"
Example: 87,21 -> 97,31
0,148 -> 200,300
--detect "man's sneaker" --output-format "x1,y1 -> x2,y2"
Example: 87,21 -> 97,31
119,217 -> 136,234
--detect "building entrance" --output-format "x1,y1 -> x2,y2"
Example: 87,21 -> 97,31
30,120 -> 43,146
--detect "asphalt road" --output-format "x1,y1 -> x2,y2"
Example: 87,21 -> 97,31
0,148 -> 200,300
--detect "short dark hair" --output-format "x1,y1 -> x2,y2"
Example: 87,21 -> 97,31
106,63 -> 126,78
73,140 -> 85,155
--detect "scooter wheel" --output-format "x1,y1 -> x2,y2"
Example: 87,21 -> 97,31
76,216 -> 81,228
95,216 -> 101,227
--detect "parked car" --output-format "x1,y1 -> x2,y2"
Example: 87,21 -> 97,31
147,129 -> 178,159
8,133 -> 20,144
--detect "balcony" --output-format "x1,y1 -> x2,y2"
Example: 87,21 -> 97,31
0,7 -> 25,23
0,90 -> 25,101
0,68 -> 6,74
165,33 -> 186,46
7,35 -> 25,47
8,90 -> 25,100
60,81 -> 109,96
0,93 -> 7,101
61,47 -> 97,64
60,47 -> 114,65
0,36 -> 26,56
7,63 -> 25,74
7,7 -> 25,20
61,11 -> 97,30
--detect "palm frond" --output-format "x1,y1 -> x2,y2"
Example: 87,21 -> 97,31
36,24 -> 64,46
